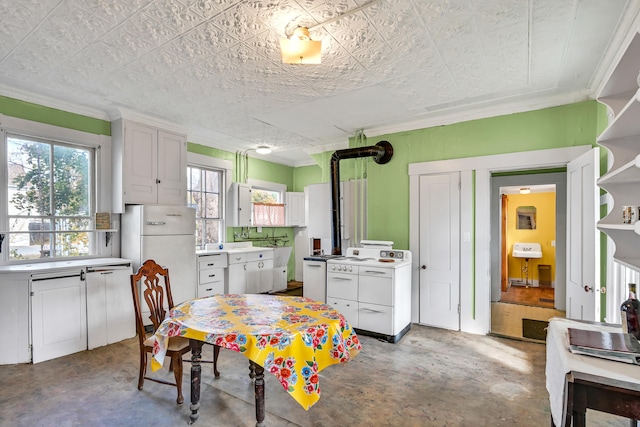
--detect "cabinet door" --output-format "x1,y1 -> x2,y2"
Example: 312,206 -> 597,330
229,183 -> 252,227
286,192 -> 305,226
305,183 -> 331,239
86,272 -> 108,350
157,130 -> 187,206
104,268 -> 135,344
123,121 -> 158,204
227,263 -> 247,294
245,261 -> 261,293
31,272 -> 87,363
260,259 -> 274,293
0,275 -> 30,364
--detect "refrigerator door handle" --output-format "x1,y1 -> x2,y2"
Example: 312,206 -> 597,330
145,221 -> 166,225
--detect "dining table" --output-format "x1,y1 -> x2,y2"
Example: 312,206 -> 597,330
151,294 -> 362,426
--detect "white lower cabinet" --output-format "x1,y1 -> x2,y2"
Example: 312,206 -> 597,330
246,256 -> 274,294
226,249 -> 274,294
0,258 -> 135,365
0,275 -> 30,364
31,270 -> 87,364
197,252 -> 227,297
86,264 -> 135,350
227,253 -> 247,294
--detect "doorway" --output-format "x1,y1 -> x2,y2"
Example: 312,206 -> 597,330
490,172 -> 567,339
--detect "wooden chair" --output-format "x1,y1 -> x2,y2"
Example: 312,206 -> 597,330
130,259 -> 220,404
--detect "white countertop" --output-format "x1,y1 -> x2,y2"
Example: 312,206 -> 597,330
0,257 -> 132,273
198,243 -> 274,255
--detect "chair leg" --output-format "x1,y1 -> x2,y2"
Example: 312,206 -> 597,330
213,345 -> 220,378
172,354 -> 184,405
138,351 -> 147,390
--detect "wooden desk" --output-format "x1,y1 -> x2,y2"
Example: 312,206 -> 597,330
546,318 -> 640,427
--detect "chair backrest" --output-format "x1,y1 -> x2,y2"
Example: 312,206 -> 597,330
130,259 -> 175,339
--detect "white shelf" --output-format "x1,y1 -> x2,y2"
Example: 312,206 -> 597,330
596,31 -> 640,272
598,32 -> 640,100
597,154 -> 640,185
597,89 -> 640,142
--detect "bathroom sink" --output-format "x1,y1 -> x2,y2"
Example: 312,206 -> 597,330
512,242 -> 542,259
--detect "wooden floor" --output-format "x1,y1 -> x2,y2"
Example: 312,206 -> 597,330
500,284 -> 555,308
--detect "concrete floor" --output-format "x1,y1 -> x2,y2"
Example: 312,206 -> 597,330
0,324 -> 631,427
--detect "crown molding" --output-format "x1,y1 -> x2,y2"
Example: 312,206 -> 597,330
0,83 -> 111,121
363,89 -> 593,139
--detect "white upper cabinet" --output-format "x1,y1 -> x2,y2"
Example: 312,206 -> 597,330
286,192 -> 305,227
596,31 -> 640,270
228,182 -> 252,227
112,119 -> 187,213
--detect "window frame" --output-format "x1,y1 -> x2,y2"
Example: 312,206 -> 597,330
247,178 -> 287,227
187,152 -> 232,249
0,115 -> 107,264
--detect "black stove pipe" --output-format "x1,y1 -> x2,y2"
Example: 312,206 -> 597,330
330,140 -> 393,255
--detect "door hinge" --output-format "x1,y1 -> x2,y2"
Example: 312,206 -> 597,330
458,304 -> 461,314
30,291 -> 34,297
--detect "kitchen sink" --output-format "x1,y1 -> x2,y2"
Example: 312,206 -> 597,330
272,246 -> 292,267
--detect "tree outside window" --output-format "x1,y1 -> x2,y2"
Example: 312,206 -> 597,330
6,135 -> 93,260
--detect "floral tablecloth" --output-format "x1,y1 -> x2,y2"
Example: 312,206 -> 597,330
152,294 -> 362,410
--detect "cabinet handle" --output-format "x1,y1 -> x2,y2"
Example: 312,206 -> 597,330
100,271 -> 114,275
363,270 -> 386,275
307,265 -> 321,268
207,263 -> 216,266
332,277 -> 352,281
205,288 -> 212,292
156,179 -> 161,184
208,274 -> 216,278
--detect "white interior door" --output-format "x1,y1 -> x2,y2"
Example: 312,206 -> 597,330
419,172 -> 460,330
566,148 -> 600,321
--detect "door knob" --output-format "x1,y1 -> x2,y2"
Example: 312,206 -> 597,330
421,265 -> 427,270
584,285 -> 592,293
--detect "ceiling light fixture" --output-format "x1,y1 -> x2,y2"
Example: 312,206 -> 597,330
256,145 -> 272,154
520,187 -> 531,194
279,0 -> 382,65
280,27 -> 321,64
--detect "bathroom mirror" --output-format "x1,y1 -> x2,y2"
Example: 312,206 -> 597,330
517,206 -> 536,229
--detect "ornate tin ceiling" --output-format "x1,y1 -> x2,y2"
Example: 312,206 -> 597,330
0,0 -> 637,166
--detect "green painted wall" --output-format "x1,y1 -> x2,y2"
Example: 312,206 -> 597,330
0,94 -> 607,290
0,95 -> 111,135
307,101 -> 603,250
293,165 -> 321,192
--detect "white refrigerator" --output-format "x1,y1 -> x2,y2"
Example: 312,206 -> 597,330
121,205 -> 197,320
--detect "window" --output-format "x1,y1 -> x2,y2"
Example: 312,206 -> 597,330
251,187 -> 285,226
188,165 -> 224,249
6,133 -> 94,260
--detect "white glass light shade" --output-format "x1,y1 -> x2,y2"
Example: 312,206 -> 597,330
256,146 -> 271,154
280,27 -> 321,64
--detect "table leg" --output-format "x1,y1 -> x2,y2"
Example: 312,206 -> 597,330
190,339 -> 203,424
251,361 -> 265,427
249,361 -> 255,382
